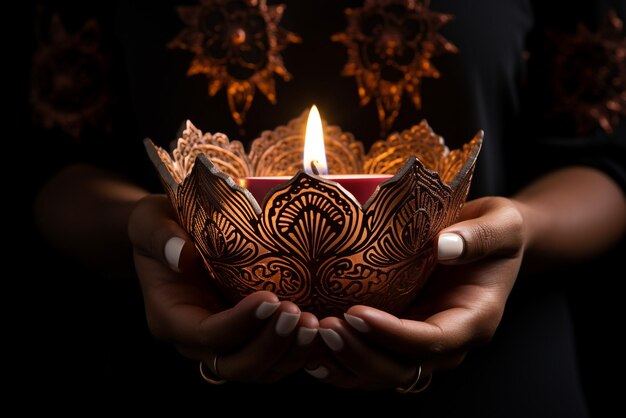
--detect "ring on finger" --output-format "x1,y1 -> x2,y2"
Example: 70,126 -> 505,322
396,365 -> 432,394
199,355 -> 227,385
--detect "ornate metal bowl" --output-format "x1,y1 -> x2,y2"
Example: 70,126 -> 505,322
145,111 -> 482,316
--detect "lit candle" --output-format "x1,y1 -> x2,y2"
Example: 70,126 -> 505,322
303,105 -> 328,175
240,105 -> 392,205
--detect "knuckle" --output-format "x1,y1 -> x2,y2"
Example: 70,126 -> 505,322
428,339 -> 467,367
469,198 -> 525,257
471,222 -> 497,256
129,194 -> 157,218
128,195 -> 170,245
500,204 -> 525,250
474,310 -> 502,345
429,340 -> 448,355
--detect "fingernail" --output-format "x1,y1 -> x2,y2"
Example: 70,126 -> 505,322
297,327 -> 318,346
275,312 -> 300,336
319,328 -> 344,352
438,233 -> 464,261
305,366 -> 329,379
164,237 -> 185,272
344,313 -> 370,333
255,301 -> 280,319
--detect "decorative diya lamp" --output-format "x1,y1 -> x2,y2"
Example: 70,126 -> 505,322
145,107 -> 482,316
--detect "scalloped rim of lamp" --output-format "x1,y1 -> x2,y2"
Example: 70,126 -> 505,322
144,126 -> 483,214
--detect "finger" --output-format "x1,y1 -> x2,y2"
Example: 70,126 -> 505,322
304,355 -> 414,391
436,197 -> 524,264
257,312 -> 320,383
304,358 -> 363,390
128,194 -> 196,272
296,312 -> 320,347
302,330 -> 362,388
343,305 -> 488,368
144,287 -> 282,350
316,317 -> 415,389
177,300 -> 300,377
216,302 -> 303,381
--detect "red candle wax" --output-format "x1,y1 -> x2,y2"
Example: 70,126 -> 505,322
239,174 -> 393,206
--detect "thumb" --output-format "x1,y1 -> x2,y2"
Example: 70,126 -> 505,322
128,194 -> 196,272
435,197 -> 524,264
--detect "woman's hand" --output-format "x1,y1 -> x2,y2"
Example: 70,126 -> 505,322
128,195 -> 319,383
306,197 -> 525,390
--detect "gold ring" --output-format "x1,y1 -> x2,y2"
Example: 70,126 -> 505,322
396,365 -> 432,394
199,356 -> 226,385
410,372 -> 432,393
213,354 -> 220,378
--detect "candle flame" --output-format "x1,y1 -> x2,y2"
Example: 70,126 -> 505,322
303,105 -> 328,175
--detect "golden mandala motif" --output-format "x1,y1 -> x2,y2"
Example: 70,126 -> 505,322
169,0 -> 301,126
333,0 -> 457,135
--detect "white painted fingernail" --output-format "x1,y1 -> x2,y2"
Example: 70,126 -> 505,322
276,312 -> 300,336
438,233 -> 464,260
164,237 -> 185,272
255,301 -> 280,319
297,327 -> 318,346
305,366 -> 329,379
344,313 -> 370,333
319,328 -> 344,352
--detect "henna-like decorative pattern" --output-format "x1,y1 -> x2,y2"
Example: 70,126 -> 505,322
146,112 -> 482,315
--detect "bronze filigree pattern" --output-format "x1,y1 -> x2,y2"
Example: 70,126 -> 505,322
248,111 -> 365,175
155,110 -> 469,179
165,120 -> 251,182
333,0 -> 457,135
31,14 -> 112,139
550,10 -> 626,135
169,0 -> 301,126
146,115 -> 482,315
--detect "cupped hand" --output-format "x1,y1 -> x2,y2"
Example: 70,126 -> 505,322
128,195 -> 319,383
307,197 -> 526,390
